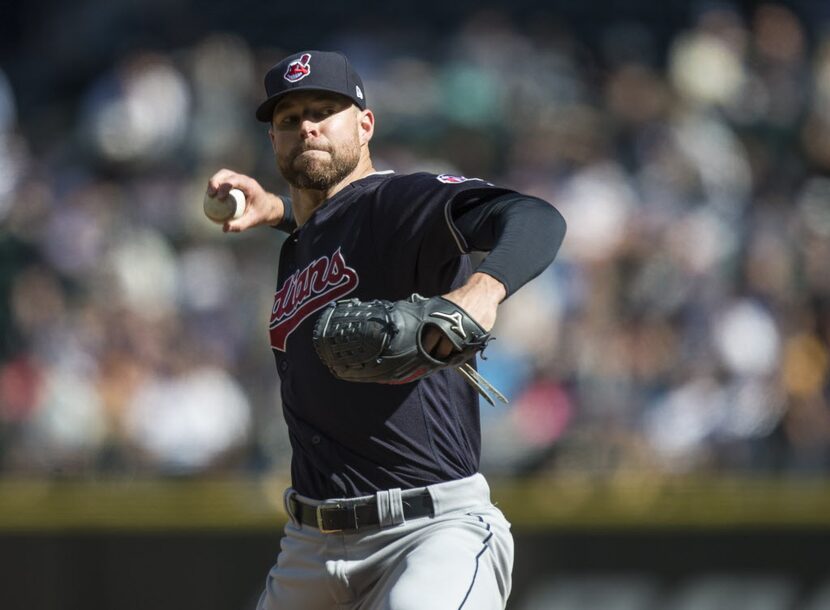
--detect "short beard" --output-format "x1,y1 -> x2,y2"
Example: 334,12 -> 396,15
279,138 -> 360,191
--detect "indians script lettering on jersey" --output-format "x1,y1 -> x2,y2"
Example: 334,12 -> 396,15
269,247 -> 358,351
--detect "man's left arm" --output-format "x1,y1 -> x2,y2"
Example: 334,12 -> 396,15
424,194 -> 566,359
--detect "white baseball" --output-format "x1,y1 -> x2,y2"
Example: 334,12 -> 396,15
204,188 -> 245,224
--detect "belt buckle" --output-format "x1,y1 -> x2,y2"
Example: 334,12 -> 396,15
316,503 -> 343,534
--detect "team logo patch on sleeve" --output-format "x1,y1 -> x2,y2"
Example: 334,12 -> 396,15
437,174 -> 486,184
284,53 -> 312,82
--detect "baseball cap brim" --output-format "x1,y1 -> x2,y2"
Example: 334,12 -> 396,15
255,87 -> 362,123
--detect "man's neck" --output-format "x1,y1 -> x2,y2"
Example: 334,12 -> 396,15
291,154 -> 375,227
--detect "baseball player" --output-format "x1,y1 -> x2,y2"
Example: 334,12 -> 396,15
207,50 -> 566,610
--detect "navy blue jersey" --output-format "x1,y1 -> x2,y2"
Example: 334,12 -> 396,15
269,171 -> 514,500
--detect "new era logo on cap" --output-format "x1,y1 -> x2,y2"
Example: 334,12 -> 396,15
284,53 -> 312,82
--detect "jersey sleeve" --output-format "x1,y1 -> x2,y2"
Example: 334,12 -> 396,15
371,172 -> 515,297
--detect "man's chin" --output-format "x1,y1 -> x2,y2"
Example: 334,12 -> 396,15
280,152 -> 359,191
293,156 -> 329,172
287,170 -> 339,191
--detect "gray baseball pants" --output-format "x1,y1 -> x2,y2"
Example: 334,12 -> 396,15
256,473 -> 514,610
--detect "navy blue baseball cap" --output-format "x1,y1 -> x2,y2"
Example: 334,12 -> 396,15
256,50 -> 367,123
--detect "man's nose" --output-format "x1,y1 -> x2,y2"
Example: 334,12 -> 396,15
299,119 -> 320,139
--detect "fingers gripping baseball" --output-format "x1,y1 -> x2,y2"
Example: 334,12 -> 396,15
206,169 -> 285,232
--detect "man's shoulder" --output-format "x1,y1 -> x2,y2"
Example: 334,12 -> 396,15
376,171 -> 434,188
384,171 -> 487,186
345,171 -> 429,197
379,171 -> 498,195
362,171 -> 440,201
366,171 -> 508,210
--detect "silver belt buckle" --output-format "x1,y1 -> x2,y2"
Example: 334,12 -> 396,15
316,503 -> 343,534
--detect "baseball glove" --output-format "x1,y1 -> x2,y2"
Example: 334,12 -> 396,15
312,294 -> 507,405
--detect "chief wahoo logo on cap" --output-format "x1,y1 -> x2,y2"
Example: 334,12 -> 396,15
284,54 -> 312,82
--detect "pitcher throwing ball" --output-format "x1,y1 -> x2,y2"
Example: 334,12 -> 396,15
208,50 -> 566,610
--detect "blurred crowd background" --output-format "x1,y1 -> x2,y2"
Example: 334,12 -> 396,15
2,0 -> 830,482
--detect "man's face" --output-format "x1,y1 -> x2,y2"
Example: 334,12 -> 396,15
270,92 -> 362,191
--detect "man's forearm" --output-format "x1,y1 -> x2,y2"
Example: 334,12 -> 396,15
441,272 -> 506,332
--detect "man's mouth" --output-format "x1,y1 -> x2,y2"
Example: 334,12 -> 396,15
295,148 -> 329,158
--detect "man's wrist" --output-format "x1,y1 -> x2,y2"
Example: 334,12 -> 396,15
270,195 -> 297,232
467,272 -> 507,304
441,272 -> 505,331
268,194 -> 285,226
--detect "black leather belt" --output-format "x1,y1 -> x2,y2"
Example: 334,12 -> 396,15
289,490 -> 434,534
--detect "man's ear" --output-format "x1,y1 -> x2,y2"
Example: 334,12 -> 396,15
358,109 -> 375,145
